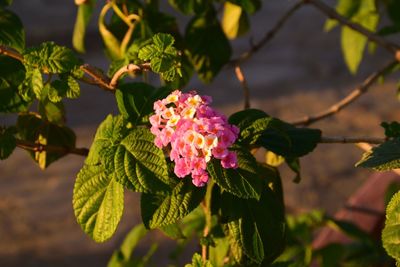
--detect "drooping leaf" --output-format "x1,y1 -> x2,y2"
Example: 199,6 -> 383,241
222,2 -> 250,39
207,148 -> 263,200
0,126 -> 16,159
185,12 -> 232,83
23,42 -> 80,73
340,0 -> 379,74
382,191 -> 400,263
220,187 -> 286,265
0,56 -> 30,113
0,8 -> 25,52
356,138 -> 400,171
99,4 -> 122,60
73,0 -> 96,53
16,113 -> 76,169
141,178 -> 206,229
73,164 -> 124,243
116,82 -> 171,124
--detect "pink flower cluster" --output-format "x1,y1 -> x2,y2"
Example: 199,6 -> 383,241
150,90 -> 239,187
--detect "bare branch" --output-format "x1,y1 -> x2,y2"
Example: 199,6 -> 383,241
291,60 -> 398,126
0,45 -> 24,61
16,139 -> 89,156
79,64 -> 114,91
320,136 -> 386,144
231,1 -> 304,65
234,65 -> 251,109
110,62 -> 151,88
305,0 -> 400,55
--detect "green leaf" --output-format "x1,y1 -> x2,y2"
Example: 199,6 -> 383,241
160,223 -> 186,240
0,0 -> 13,7
99,5 -> 122,60
185,13 -> 232,83
138,33 -> 181,81
141,178 -> 206,229
386,0 -> 400,26
73,164 -> 124,243
73,0 -> 96,53
185,253 -> 214,267
324,0 -> 361,31
286,157 -> 301,183
356,138 -> 400,171
114,127 -> 171,192
228,0 -> 261,14
87,115 -> 171,193
220,187 -> 286,265
229,109 -> 269,130
207,148 -> 263,200
340,0 -> 379,74
18,68 -> 43,101
0,126 -> 16,159
0,56 -> 30,113
116,82 -> 171,124
0,8 -> 25,52
38,96 -> 66,126
222,2 -> 249,40
168,0 -> 211,15
381,121 -> 400,138
16,113 -> 76,169
382,191 -> 400,262
23,42 -> 80,73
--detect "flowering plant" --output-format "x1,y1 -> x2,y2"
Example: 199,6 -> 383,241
150,90 -> 239,186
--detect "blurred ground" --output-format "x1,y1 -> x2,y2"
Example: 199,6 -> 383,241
1,0 -> 400,266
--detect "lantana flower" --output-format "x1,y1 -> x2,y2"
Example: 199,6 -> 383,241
150,90 -> 239,187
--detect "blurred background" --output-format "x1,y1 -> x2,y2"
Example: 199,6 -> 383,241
1,0 -> 400,266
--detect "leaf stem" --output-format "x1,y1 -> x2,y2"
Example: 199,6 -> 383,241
234,65 -> 251,109
0,45 -> 24,62
291,60 -> 398,126
201,181 -> 214,262
16,139 -> 89,156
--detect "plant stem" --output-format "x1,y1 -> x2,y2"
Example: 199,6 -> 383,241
230,0 -> 304,65
319,136 -> 386,144
234,65 -> 251,109
291,59 -> 398,126
201,181 -> 214,261
16,139 -> 89,156
110,63 -> 151,88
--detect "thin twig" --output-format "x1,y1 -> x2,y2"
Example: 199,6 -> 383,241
291,60 -> 398,126
79,64 -> 114,91
230,0 -> 304,65
319,136 -> 386,144
305,0 -> 400,55
16,139 -> 89,156
110,63 -> 151,88
0,45 -> 24,61
234,65 -> 251,109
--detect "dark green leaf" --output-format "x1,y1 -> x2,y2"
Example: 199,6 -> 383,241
16,113 -> 76,169
228,0 -> 261,14
141,179 -> 206,229
24,42 -> 80,73
286,157 -> 301,183
356,138 -> 400,171
228,109 -> 269,130
0,0 -> 13,7
73,0 -> 96,53
382,191 -> 400,262
0,126 -> 16,159
207,148 -> 263,200
38,96 -> 66,126
0,56 -> 30,113
185,13 -> 232,83
168,0 -> 211,15
220,187 -> 286,265
386,0 -> 400,26
0,8 -> 25,52
160,223 -> 186,240
73,164 -> 124,243
381,121 -> 400,138
116,82 -> 171,124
